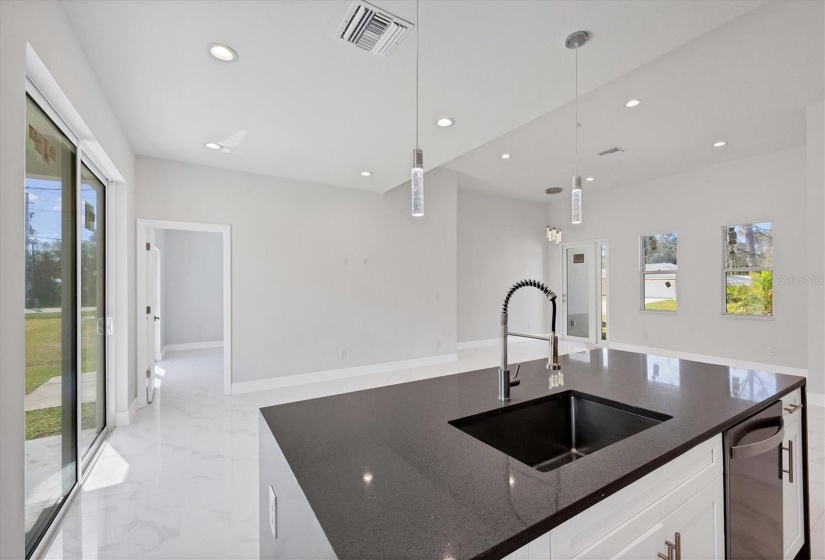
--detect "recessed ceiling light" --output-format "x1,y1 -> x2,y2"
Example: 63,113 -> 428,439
205,142 -> 222,150
501,153 -> 511,159
436,117 -> 455,127
625,99 -> 642,108
360,171 -> 373,177
208,43 -> 238,62
713,141 -> 727,147
586,177 -> 595,182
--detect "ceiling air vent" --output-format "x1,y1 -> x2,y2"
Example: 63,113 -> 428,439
338,1 -> 413,57
598,146 -> 625,157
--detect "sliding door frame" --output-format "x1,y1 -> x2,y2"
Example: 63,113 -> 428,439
24,77 -> 116,560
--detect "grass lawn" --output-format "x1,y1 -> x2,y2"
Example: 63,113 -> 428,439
26,402 -> 97,440
25,311 -> 98,394
26,310 -> 100,439
645,299 -> 677,312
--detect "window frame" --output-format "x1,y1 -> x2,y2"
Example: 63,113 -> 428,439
640,232 -> 678,313
721,221 -> 774,318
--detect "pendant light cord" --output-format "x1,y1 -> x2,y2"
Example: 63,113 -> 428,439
575,46 -> 578,177
415,0 -> 419,150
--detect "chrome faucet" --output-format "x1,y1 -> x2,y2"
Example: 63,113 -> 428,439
499,279 -> 561,401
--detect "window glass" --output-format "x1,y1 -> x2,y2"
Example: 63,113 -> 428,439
724,222 -> 773,316
642,233 -> 677,312
25,95 -> 78,557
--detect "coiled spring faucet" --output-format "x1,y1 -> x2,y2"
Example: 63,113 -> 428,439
499,279 -> 561,401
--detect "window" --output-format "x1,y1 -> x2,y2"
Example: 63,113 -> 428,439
723,222 -> 772,316
641,233 -> 677,312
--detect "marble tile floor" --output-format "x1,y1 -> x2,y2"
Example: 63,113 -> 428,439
41,344 -> 825,559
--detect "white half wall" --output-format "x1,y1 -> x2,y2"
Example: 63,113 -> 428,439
457,187 -> 551,342
0,1 -> 135,557
136,157 -> 458,385
550,146 -> 809,371
163,230 -> 224,346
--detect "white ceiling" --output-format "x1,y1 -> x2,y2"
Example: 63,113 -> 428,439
443,0 -> 825,202
61,0 -> 771,193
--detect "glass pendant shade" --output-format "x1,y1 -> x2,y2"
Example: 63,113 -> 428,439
571,175 -> 582,224
411,148 -> 424,217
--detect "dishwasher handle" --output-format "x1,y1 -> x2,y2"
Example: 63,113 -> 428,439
730,416 -> 785,460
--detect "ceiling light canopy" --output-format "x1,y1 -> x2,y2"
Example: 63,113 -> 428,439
205,142 -> 222,150
500,153 -> 511,159
360,171 -> 373,176
713,140 -> 727,147
208,43 -> 238,62
625,99 -> 642,108
436,117 -> 455,127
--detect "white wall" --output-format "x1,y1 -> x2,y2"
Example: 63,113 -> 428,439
0,1 -> 135,557
456,188 -> 550,342
549,147 -> 809,371
807,100 -> 825,397
136,157 -> 458,385
163,230 -> 224,346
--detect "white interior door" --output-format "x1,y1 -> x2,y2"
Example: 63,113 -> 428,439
153,247 -> 162,360
145,239 -> 157,403
562,243 -> 595,343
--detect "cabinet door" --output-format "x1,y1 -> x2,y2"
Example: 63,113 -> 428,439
575,522 -> 667,559
661,475 -> 725,560
783,417 -> 804,559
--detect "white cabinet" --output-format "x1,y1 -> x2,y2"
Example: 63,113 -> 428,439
783,403 -> 805,560
550,436 -> 723,560
560,475 -> 724,560
661,476 -> 725,560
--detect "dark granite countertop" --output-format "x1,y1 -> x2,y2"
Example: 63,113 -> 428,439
259,349 -> 806,560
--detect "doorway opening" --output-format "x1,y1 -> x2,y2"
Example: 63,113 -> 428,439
136,220 -> 232,406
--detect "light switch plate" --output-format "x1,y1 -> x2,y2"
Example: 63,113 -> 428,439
269,485 -> 277,538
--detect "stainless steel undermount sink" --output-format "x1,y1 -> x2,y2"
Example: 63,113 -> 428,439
449,390 -> 671,473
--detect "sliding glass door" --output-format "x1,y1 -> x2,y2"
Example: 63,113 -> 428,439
24,94 -> 109,557
80,164 -> 107,457
24,95 -> 78,557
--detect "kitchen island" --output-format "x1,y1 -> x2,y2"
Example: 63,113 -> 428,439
259,349 -> 810,559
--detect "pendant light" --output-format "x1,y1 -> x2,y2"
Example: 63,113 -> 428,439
411,0 -> 424,217
566,31 -> 588,225
546,187 -> 563,243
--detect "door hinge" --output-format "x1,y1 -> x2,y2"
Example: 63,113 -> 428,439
146,242 -> 151,251
146,305 -> 152,314
146,368 -> 151,379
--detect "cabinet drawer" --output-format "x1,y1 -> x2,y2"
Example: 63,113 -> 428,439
550,435 -> 723,559
781,388 -> 803,425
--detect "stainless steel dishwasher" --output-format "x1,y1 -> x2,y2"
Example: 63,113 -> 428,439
724,400 -> 785,559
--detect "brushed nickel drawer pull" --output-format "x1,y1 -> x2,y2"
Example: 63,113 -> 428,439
783,403 -> 802,414
658,532 -> 680,560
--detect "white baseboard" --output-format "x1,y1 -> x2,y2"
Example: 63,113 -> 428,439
154,346 -> 166,361
115,397 -> 138,426
457,338 -> 499,350
458,334 -> 553,351
231,353 -> 459,395
164,340 -> 224,352
808,393 -> 825,408
609,342 -> 809,377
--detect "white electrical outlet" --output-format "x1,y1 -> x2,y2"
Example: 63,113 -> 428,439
268,485 -> 277,538
341,349 -> 347,359
768,345 -> 775,355
363,258 -> 368,267
343,257 -> 349,266
436,339 -> 441,349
